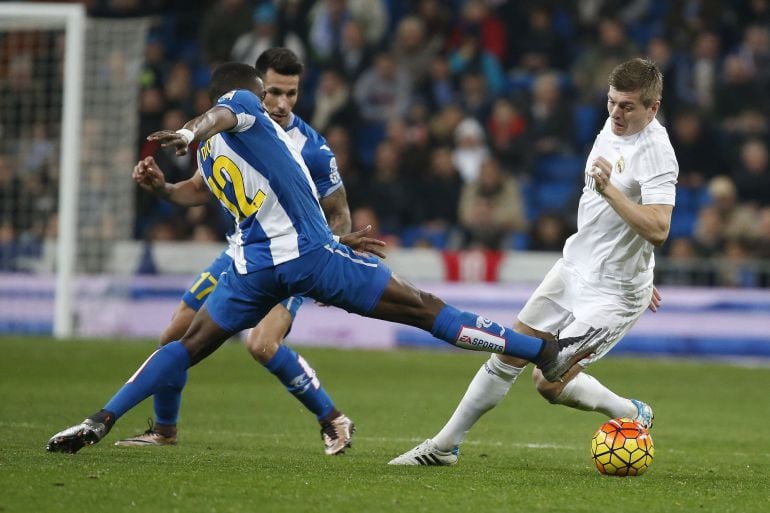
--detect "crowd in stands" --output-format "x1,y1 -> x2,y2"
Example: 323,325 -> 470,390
2,0 -> 770,287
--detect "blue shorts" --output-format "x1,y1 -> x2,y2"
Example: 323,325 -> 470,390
205,241 -> 392,334
182,249 -> 303,319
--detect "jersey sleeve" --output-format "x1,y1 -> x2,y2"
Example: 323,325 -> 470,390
301,133 -> 343,198
215,89 -> 262,132
637,141 -> 678,206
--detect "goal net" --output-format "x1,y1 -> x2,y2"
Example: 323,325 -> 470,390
0,4 -> 148,337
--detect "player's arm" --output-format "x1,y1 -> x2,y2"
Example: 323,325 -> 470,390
146,106 -> 238,156
590,156 -> 673,247
319,186 -> 352,236
132,156 -> 210,207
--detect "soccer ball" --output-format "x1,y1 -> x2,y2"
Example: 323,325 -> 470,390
591,418 -> 654,476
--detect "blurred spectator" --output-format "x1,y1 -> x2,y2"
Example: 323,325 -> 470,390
309,0 -> 388,64
448,29 -> 505,96
360,140 -> 413,233
458,157 -> 527,249
311,68 -> 359,133
674,31 -> 721,112
734,138 -> 770,207
529,212 -> 570,252
414,146 -> 463,231
418,54 -> 458,112
572,16 -> 638,103
138,87 -> 166,143
486,97 -> 529,174
231,3 -> 306,66
705,175 -> 756,242
753,207 -> 770,258
448,0 -> 506,63
17,122 -> 56,178
645,37 -> 678,120
528,72 -> 573,157
665,0 -> 725,48
714,55 -> 769,135
657,237 -> 708,286
693,205 -> 725,257
276,0 -> 312,52
200,0 -> 254,64
736,24 -> 770,87
351,205 -> 400,248
391,15 -> 442,89
718,238 -> 759,287
135,109 -> 197,238
140,37 -> 165,89
353,52 -> 411,124
413,0 -> 451,49
669,108 -> 723,187
163,62 -> 194,113
384,118 -> 430,179
429,104 -> 464,146
513,5 -> 567,73
324,125 -> 366,210
452,117 -> 489,183
335,20 -> 373,81
458,72 -> 493,121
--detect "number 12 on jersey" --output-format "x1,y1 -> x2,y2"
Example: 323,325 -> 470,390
207,155 -> 266,222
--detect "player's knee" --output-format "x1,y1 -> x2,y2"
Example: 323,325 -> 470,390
245,327 -> 280,364
532,368 -> 563,403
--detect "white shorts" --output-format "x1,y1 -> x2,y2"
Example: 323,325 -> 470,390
518,259 -> 653,367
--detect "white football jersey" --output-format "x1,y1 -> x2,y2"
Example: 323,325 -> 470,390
563,117 -> 678,292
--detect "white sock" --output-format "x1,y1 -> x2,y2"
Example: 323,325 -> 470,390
553,372 -> 636,419
432,355 -> 524,451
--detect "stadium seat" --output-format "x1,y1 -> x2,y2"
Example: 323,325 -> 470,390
574,104 -> 600,150
534,182 -> 579,213
669,209 -> 697,238
535,154 -> 584,182
399,226 -> 449,249
355,122 -> 386,168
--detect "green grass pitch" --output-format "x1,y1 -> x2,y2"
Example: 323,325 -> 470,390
1,337 -> 769,513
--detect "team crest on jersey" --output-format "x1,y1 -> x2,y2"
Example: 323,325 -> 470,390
616,155 -> 625,174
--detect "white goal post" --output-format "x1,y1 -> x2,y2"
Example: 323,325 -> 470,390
0,4 -> 148,338
0,3 -> 85,338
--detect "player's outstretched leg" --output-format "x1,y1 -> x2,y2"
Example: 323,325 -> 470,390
405,300 -> 604,380
533,370 -> 654,428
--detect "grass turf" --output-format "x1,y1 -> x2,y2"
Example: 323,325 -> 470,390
1,337 -> 769,513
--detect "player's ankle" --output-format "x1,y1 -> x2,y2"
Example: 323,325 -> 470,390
318,409 -> 341,425
89,409 -> 117,430
154,423 -> 177,437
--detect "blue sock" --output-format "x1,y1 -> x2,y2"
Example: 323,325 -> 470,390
264,345 -> 334,420
104,341 -> 190,420
431,304 -> 544,360
153,368 -> 188,426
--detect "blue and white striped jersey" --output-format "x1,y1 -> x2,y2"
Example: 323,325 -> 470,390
197,89 -> 334,273
284,113 -> 343,200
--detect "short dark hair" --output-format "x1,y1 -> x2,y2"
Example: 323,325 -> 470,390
255,47 -> 304,78
608,58 -> 663,107
208,62 -> 258,101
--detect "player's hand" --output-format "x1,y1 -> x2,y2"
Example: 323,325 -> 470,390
339,225 -> 387,259
132,156 -> 167,194
648,286 -> 661,312
588,156 -> 613,194
147,130 -> 191,156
